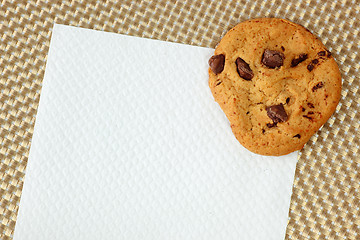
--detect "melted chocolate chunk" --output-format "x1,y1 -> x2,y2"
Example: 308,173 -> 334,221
262,49 -> 284,68
216,81 -> 222,86
266,104 -> 288,123
236,57 -> 254,80
293,134 -> 301,138
281,46 -> 285,51
266,122 -> 278,128
318,51 -> 326,56
208,54 -> 225,74
307,103 -> 315,108
308,111 -> 314,115
307,64 -> 314,71
291,53 -> 308,67
312,59 -> 319,64
312,82 -> 324,92
286,97 -> 290,104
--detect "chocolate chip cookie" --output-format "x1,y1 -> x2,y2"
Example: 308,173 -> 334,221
208,18 -> 342,156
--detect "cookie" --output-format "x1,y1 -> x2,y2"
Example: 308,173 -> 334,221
208,18 -> 342,156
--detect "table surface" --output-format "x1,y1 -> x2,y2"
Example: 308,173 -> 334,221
0,1 -> 359,239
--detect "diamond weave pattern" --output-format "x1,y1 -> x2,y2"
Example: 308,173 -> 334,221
0,0 -> 359,239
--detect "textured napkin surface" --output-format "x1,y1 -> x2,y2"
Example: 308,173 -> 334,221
0,1 -> 359,239
13,24 -> 297,240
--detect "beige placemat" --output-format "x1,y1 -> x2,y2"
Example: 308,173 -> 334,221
0,0 -> 358,239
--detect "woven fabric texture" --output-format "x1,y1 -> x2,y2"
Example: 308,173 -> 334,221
0,0 -> 359,239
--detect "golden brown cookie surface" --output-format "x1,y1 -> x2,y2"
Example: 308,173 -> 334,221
208,18 -> 342,156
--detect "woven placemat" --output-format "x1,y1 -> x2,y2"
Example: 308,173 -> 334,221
0,0 -> 359,239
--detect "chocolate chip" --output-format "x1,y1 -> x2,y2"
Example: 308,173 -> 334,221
262,129 -> 265,134
293,134 -> 301,138
266,122 -> 278,128
236,57 -> 254,80
246,111 -> 250,115
303,115 -> 313,121
286,97 -> 290,104
327,50 -> 332,57
262,49 -> 284,68
312,82 -> 324,92
307,64 -> 314,71
281,46 -> 285,51
312,59 -> 319,64
216,81 -> 222,86
302,107 -> 306,112
318,51 -> 326,56
291,53 -> 308,67
266,104 -> 288,123
209,54 -> 225,74
308,111 -> 314,115
307,103 -> 314,108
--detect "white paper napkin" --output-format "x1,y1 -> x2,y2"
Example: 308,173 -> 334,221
14,24 -> 298,240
